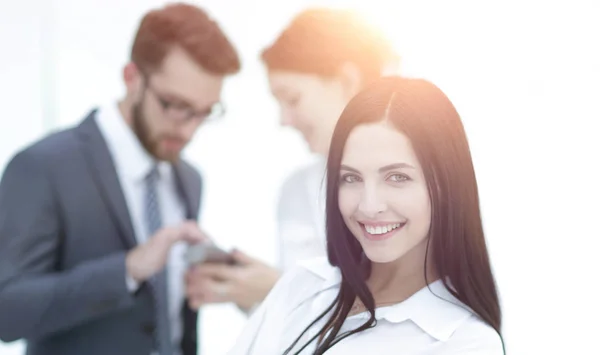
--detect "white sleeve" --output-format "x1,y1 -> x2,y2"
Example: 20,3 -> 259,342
276,170 -> 326,271
227,266 -> 305,355
275,177 -> 297,270
441,316 -> 505,355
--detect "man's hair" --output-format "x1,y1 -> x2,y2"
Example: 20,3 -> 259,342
261,8 -> 398,83
131,3 -> 240,75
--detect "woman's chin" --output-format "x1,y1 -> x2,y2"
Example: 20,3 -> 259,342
362,249 -> 400,264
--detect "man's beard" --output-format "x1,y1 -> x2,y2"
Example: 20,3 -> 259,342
131,102 -> 180,162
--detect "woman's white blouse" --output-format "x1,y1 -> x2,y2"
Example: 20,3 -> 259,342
228,257 -> 504,355
276,159 -> 327,271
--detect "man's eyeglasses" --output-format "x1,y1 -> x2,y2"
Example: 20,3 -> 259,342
142,75 -> 225,124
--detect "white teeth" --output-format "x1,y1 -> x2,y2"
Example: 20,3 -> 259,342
365,223 -> 402,235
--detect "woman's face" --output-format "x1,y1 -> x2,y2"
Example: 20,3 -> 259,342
337,122 -> 432,264
267,70 -> 352,156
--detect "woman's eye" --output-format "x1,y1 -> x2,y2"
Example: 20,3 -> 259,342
389,174 -> 409,182
341,174 -> 361,183
286,96 -> 300,107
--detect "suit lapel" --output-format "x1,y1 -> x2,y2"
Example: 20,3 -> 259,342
172,162 -> 201,220
77,110 -> 137,249
172,161 -> 201,355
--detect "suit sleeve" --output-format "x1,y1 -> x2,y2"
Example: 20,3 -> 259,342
0,150 -> 135,342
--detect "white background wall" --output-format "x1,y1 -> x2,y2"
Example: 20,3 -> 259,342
1,1 -> 599,354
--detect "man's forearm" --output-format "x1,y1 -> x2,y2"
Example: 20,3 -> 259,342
0,252 -> 135,342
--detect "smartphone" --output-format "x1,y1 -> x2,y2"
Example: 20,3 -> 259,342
184,243 -> 236,266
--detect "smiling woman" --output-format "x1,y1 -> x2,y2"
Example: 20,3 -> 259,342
229,76 -> 505,355
337,122 -> 432,265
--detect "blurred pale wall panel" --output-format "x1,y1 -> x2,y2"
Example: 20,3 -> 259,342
0,1 -> 46,354
0,0 -> 47,173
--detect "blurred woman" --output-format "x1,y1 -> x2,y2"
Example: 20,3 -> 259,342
264,8 -> 399,271
229,76 -> 505,354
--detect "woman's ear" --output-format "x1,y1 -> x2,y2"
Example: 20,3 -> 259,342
337,62 -> 363,100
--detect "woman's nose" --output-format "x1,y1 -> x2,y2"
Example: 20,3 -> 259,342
357,186 -> 387,217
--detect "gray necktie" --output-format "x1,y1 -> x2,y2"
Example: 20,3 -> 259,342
145,165 -> 173,355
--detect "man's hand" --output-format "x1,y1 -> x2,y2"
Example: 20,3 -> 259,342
126,220 -> 207,283
185,250 -> 280,312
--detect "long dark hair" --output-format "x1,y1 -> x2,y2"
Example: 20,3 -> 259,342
284,76 -> 503,354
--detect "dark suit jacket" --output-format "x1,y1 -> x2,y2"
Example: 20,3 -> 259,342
0,110 -> 202,355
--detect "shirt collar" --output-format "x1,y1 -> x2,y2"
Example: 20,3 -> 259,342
95,102 -> 171,182
302,258 -> 473,342
382,279 -> 473,341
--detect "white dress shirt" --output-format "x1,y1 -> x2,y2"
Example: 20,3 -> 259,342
96,103 -> 188,354
229,257 -> 504,355
276,158 -> 327,271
